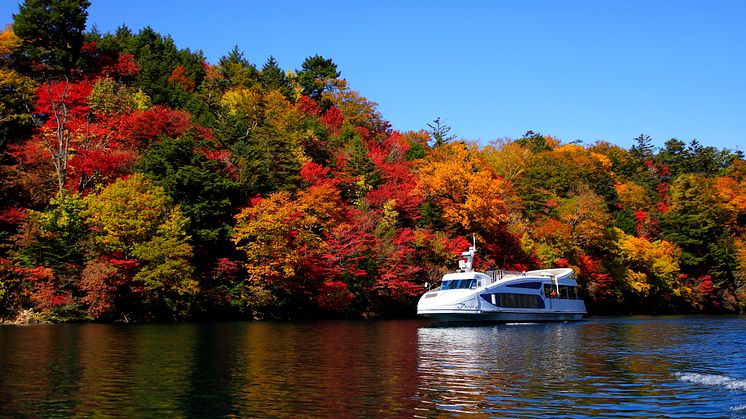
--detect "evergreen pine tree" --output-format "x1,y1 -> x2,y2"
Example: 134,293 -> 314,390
12,0 -> 91,77
427,117 -> 456,148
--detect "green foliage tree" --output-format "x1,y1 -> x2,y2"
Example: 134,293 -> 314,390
345,135 -> 381,203
0,69 -> 37,149
12,0 -> 91,77
516,131 -> 554,153
107,26 -> 206,111
218,46 -> 259,88
0,28 -> 38,147
87,76 -> 135,115
657,138 -> 686,177
629,133 -> 655,162
296,54 -> 340,101
662,173 -> 737,286
214,86 -> 303,194
231,126 -> 302,194
657,138 -> 737,178
260,55 -> 292,97
137,134 -> 239,249
16,193 -> 87,272
517,144 -> 616,219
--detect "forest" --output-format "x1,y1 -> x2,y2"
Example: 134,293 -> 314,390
1,0 -> 745,322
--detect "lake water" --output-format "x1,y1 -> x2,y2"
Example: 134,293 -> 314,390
1,316 -> 745,417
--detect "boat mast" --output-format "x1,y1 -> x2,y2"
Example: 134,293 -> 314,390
459,234 -> 477,272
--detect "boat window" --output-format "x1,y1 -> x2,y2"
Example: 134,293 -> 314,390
489,293 -> 545,309
542,284 -> 581,299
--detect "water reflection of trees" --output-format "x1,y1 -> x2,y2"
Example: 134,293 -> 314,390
230,320 -> 422,417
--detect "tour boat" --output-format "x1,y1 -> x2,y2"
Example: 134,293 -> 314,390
417,240 -> 586,322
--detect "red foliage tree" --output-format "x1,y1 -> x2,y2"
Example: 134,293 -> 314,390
30,80 -> 92,194
577,253 -> 617,303
80,257 -> 140,318
300,161 -> 337,187
364,132 -> 423,221
296,96 -> 320,116
114,105 -> 194,148
111,53 -> 139,78
320,105 -> 344,135
168,65 -> 195,91
372,228 -> 426,299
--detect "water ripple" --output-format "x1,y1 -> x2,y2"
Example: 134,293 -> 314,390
1,317 -> 746,417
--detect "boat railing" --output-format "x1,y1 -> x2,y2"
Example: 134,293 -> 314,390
484,270 -> 526,285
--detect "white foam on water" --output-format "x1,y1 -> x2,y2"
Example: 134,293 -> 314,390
675,372 -> 746,391
731,404 -> 746,411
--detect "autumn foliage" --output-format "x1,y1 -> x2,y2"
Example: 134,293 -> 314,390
1,4 -> 745,322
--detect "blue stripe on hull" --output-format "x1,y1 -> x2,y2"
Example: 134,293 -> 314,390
419,311 -> 584,323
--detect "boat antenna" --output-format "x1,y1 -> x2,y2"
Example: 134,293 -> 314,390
459,234 -> 477,273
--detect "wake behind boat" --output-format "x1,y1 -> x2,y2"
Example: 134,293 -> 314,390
417,239 -> 586,322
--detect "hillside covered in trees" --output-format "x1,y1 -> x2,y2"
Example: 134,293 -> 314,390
1,1 -> 745,322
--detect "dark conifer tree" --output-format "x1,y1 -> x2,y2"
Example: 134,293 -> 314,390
296,55 -> 339,100
260,55 -> 292,97
427,117 -> 456,148
12,0 -> 91,77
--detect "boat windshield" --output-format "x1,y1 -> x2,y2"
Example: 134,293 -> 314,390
440,279 -> 475,290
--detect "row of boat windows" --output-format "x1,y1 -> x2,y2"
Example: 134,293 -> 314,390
483,293 -> 545,309
543,284 -> 581,300
482,290 -> 583,309
440,280 -> 582,301
440,279 -> 476,290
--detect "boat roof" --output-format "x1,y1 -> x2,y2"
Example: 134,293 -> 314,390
442,271 -> 489,280
442,267 -> 575,282
523,268 -> 574,279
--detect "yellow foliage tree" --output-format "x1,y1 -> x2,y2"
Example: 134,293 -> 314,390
0,25 -> 21,58
1,26 -> 38,147
82,174 -> 198,316
614,228 -> 683,299
416,142 -> 511,237
558,189 -> 613,250
716,161 -> 746,235
615,181 -> 652,212
483,140 -> 533,184
232,184 -> 344,308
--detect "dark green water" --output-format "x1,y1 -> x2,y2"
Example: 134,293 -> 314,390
1,316 -> 745,417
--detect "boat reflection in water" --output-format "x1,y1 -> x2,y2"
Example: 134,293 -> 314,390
414,322 -> 585,416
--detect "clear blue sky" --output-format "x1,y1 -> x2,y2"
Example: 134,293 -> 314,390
3,0 -> 745,150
